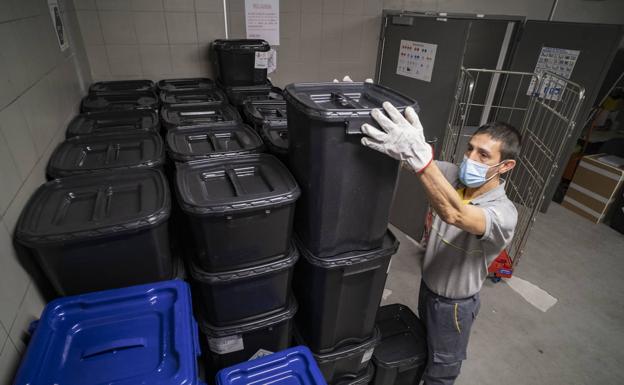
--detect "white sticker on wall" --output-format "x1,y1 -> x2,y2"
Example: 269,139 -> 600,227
48,0 -> 69,51
396,40 -> 437,82
255,51 -> 269,69
361,347 -> 375,364
249,349 -> 274,360
245,0 -> 280,46
526,46 -> 580,101
208,335 -> 244,354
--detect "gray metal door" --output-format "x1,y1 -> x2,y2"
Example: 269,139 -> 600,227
377,12 -> 521,241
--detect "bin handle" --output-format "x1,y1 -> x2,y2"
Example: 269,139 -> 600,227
226,169 -> 245,197
81,338 -> 147,359
331,92 -> 364,109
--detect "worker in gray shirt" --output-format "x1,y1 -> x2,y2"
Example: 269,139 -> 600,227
362,102 -> 520,385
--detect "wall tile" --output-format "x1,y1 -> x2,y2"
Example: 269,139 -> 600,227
195,0 -> 223,12
164,0 -> 194,11
301,1 -> 322,13
134,12 -> 169,44
344,0 -> 364,15
0,220 -> 30,330
227,0 -> 245,13
0,135 -> 21,218
77,10 -> 104,45
279,38 -> 301,63
140,45 -> 173,75
9,283 -> 46,353
132,0 -> 164,11
170,44 -> 201,75
74,0 -> 97,10
100,11 -> 137,44
9,0 -> 46,19
227,11 -> 245,38
0,103 -> 38,182
280,12 -> 300,39
364,0 -> 383,15
0,54 -> 17,110
86,45 -> 111,78
341,14 -> 365,61
165,12 -> 198,44
300,12 -> 322,63
281,0 -> 300,13
196,12 -> 226,44
323,0 -> 344,14
0,22 -> 33,93
0,339 -> 20,385
106,45 -> 143,76
321,13 -> 343,61
383,0 -> 404,10
17,80 -> 54,157
96,0 -> 132,10
0,0 -> 14,23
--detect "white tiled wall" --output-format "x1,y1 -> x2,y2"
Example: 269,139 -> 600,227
0,0 -> 91,383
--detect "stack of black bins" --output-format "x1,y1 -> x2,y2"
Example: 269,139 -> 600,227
160,78 -> 301,376
81,80 -> 159,113
243,100 -> 289,165
283,82 -> 419,384
15,80 -> 174,296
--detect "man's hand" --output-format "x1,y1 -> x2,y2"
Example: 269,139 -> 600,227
361,102 -> 433,173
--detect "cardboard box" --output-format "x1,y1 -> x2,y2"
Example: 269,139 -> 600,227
562,154 -> 624,223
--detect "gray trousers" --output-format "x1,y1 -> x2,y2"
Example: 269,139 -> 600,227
418,281 -> 481,385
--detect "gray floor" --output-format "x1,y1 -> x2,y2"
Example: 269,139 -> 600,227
382,203 -> 624,385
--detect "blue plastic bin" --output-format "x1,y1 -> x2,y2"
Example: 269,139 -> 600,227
216,346 -> 327,385
13,280 -> 202,385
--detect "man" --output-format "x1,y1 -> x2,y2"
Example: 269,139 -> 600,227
361,102 -> 520,385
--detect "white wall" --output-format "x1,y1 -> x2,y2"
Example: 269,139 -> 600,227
0,0 -> 91,382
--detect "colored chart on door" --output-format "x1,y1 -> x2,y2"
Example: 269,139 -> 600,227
396,40 -> 437,82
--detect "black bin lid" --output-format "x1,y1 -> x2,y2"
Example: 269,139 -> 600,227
284,82 -> 418,122
175,154 -> 300,216
220,81 -> 283,106
261,125 -> 288,153
47,132 -> 165,178
160,89 -> 226,107
157,78 -> 215,92
16,169 -> 170,246
373,304 -> 427,368
66,110 -> 159,138
161,104 -> 241,129
243,100 -> 287,126
81,91 -> 159,112
212,39 -> 271,52
89,80 -> 155,94
166,123 -> 264,162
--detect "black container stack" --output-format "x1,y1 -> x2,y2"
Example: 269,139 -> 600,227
158,75 -> 301,376
16,80 -> 174,296
283,81 -> 419,384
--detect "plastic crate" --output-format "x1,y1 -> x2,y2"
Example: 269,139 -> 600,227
212,39 -> 271,87
293,230 -> 398,353
175,154 -> 300,272
189,245 -> 298,326
161,103 -> 242,130
13,280 -> 201,385
89,79 -> 155,94
243,100 -> 288,163
335,365 -> 375,385
216,346 -> 327,385
65,110 -> 160,138
220,80 -> 283,109
158,77 -> 216,92
166,123 -> 264,163
284,82 -> 417,257
372,304 -> 427,385
47,132 -> 165,179
160,88 -> 227,107
81,91 -> 159,112
15,169 -> 173,295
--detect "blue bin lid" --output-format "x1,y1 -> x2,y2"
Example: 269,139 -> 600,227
13,280 -> 201,385
216,346 -> 327,385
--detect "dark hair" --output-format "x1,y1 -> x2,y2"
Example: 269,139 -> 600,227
472,122 -> 522,161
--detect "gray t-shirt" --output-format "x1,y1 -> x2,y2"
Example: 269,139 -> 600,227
422,161 -> 518,299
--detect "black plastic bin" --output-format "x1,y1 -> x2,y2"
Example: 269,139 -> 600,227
336,365 -> 375,385
372,304 -> 427,385
15,169 -> 173,296
160,89 -> 227,107
175,154 -> 300,271
243,100 -> 288,162
65,110 -> 160,138
212,39 -> 271,86
161,104 -> 241,130
200,296 -> 297,373
293,229 -> 398,353
166,123 -> 264,163
284,82 -> 417,257
81,91 -> 159,112
158,77 -> 215,92
89,79 -> 155,94
220,80 -> 283,109
47,132 -> 164,179
296,327 -> 380,384
189,245 -> 297,326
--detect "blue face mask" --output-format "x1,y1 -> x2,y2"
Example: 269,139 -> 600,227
459,156 -> 504,188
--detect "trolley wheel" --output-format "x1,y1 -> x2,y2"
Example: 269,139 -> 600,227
490,276 -> 502,283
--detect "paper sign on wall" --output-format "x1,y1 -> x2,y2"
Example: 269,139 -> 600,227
396,40 -> 437,82
48,0 -> 69,51
527,46 -> 580,101
245,0 -> 280,46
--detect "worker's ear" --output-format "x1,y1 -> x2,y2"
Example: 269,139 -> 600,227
498,159 -> 516,175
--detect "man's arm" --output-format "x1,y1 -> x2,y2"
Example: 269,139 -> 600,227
417,162 -> 486,236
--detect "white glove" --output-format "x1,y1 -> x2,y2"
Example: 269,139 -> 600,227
361,102 -> 433,173
333,75 -> 374,83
